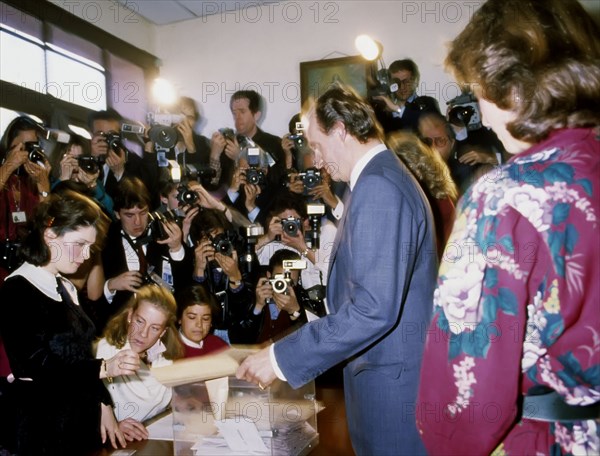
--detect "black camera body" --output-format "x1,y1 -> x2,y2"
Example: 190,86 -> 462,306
211,232 -> 235,257
297,168 -> 322,191
77,155 -> 106,174
218,128 -> 236,142
25,141 -> 45,165
176,185 -> 199,206
281,216 -> 302,237
245,167 -> 266,187
100,132 -> 126,154
447,92 -> 482,130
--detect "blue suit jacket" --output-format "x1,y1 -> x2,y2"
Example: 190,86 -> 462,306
275,150 -> 437,455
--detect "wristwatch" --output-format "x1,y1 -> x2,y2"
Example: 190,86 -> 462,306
39,190 -> 49,197
229,279 -> 242,287
290,310 -> 301,320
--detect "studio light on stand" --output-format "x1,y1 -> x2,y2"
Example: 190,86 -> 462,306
355,34 -> 398,100
147,78 -> 182,167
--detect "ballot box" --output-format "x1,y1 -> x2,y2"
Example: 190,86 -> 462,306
170,376 -> 319,455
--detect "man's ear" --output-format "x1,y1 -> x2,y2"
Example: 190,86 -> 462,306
332,121 -> 347,142
115,211 -> 121,221
254,110 -> 262,123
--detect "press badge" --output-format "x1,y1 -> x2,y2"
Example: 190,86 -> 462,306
12,211 -> 27,223
161,259 -> 173,286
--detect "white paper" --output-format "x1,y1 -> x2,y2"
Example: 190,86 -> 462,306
215,419 -> 270,453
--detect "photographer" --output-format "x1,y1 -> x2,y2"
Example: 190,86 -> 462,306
208,90 -> 286,192
372,59 -> 440,133
89,109 -> 158,204
238,249 -> 308,344
223,147 -> 277,226
99,177 -> 192,333
51,135 -> 114,218
188,208 -> 254,344
0,116 -> 51,282
256,192 -> 336,290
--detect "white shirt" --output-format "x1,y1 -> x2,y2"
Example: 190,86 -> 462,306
96,339 -> 172,422
270,142 -> 388,381
257,219 -> 337,287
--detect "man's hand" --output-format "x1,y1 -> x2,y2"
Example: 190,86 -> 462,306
107,271 -> 143,293
287,172 -> 305,195
215,250 -> 242,282
244,182 -> 261,213
236,345 -> 277,388
272,286 -> 301,315
224,136 -> 242,161
458,149 -> 498,166
193,238 -> 215,275
106,148 -> 126,180
372,94 -> 400,112
177,118 -> 196,153
59,152 -> 79,181
254,277 -> 273,313
118,418 -> 149,442
156,220 -> 183,252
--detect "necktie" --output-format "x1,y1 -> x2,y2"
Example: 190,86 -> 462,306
135,242 -> 148,275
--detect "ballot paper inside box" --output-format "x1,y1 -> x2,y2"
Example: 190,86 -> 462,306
171,376 -> 319,456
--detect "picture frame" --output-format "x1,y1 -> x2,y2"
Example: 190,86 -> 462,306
300,55 -> 370,107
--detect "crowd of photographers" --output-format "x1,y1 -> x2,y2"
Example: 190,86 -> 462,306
0,64 -> 508,450
0,65 -> 506,350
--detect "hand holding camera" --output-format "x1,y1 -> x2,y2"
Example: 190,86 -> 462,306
193,238 -> 215,276
254,277 -> 274,313
176,117 -> 195,153
154,219 -> 183,252
107,270 -> 144,293
214,249 -> 241,282
3,142 -> 30,173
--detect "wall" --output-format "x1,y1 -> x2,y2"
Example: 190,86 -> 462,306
153,0 -> 477,137
50,0 -> 157,55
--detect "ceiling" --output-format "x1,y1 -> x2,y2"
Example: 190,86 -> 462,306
117,0 -> 279,25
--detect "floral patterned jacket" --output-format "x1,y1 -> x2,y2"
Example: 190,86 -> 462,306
417,128 -> 600,455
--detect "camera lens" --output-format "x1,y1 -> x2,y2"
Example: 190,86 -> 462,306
272,278 -> 287,294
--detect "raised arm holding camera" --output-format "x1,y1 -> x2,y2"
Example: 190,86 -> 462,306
99,177 -> 192,334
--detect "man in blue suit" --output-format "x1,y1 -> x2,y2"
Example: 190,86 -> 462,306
237,84 -> 437,455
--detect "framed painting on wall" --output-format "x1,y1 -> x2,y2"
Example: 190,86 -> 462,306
300,55 -> 370,107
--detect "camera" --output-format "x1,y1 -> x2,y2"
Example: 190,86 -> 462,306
281,216 -> 302,237
147,211 -> 173,242
239,224 -> 264,278
218,128 -> 236,142
269,259 -> 307,294
100,132 -> 126,154
307,203 -> 326,250
368,66 -> 399,100
176,185 -> 199,206
77,155 -> 106,174
25,141 -> 45,165
245,168 -> 266,186
147,112 -> 184,150
180,164 -> 216,183
244,147 -> 266,187
297,167 -> 322,191
211,232 -> 234,257
447,92 -> 482,131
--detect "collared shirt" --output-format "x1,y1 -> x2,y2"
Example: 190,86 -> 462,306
391,93 -> 417,119
179,329 -> 204,350
349,143 -> 388,190
8,262 -> 78,304
270,143 -> 387,381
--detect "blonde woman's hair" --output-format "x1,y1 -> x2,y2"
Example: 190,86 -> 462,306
388,132 -> 458,203
102,285 -> 183,360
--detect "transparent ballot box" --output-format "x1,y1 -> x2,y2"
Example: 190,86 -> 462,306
171,376 -> 319,455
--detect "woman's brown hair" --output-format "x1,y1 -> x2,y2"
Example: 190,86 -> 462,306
102,284 -> 183,360
446,0 -> 600,143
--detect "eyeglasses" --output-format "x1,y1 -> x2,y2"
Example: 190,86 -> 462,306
393,78 -> 415,87
420,135 -> 450,148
